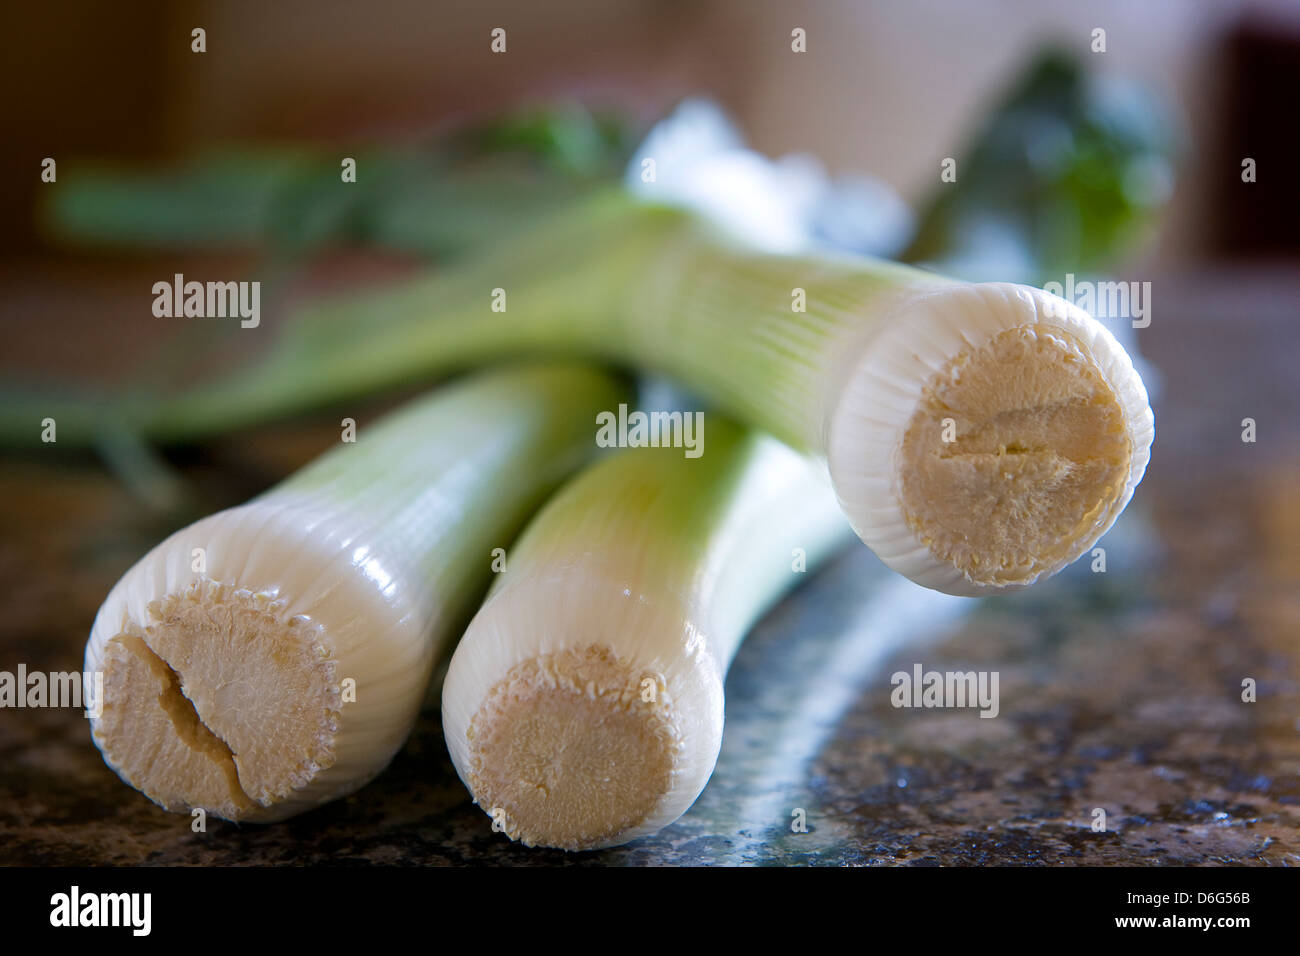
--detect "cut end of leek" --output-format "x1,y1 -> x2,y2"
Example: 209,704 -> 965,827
827,282 -> 1154,595
443,569 -> 728,852
94,578 -> 339,821
465,644 -> 682,852
85,503 -> 423,823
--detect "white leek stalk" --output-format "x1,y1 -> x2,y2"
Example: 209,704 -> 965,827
84,363 -> 627,822
441,421 -> 853,850
159,193 -> 1153,595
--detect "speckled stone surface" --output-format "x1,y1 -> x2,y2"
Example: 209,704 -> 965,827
1,267 -> 1297,865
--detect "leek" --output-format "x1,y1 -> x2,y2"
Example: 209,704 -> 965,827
84,363 -> 627,822
441,420 -> 852,850
137,192 -> 1153,595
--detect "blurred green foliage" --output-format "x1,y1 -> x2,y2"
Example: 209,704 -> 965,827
43,52 -> 1176,283
42,104 -> 635,258
903,50 -> 1178,283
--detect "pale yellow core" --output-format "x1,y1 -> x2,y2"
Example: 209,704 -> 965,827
466,645 -> 679,851
898,326 -> 1132,587
96,579 -> 339,820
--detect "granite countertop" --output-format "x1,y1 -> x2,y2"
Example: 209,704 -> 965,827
1,265 -> 1297,865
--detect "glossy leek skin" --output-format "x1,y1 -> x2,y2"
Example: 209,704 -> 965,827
85,363 -> 629,822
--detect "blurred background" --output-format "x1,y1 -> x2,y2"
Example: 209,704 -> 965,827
5,0 -> 1300,254
3,0 -> 1300,400
1,1 -> 1298,865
